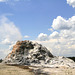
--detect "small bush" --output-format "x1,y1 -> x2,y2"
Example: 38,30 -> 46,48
0,59 -> 3,63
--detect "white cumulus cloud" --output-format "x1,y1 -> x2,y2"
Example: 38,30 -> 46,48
67,0 -> 75,8
37,33 -> 49,41
36,16 -> 75,57
52,16 -> 75,30
24,35 -> 30,38
49,31 -> 59,38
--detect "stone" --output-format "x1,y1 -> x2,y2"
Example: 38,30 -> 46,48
3,40 -> 53,65
3,40 -> 75,68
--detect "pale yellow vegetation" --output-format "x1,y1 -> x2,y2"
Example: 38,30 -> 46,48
0,63 -> 34,75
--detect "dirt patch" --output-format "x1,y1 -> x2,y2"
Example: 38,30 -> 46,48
0,63 -> 34,75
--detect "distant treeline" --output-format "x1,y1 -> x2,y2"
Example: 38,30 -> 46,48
0,59 -> 3,63
67,57 -> 75,62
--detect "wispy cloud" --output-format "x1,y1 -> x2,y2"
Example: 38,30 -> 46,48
0,0 -> 31,6
0,15 -> 22,59
0,0 -> 30,2
24,35 -> 30,38
0,0 -> 6,2
0,15 -> 22,43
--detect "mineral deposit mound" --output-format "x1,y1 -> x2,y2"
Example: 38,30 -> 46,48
3,40 -> 75,68
3,40 -> 53,65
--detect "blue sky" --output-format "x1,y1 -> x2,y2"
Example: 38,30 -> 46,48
0,0 -> 74,39
0,0 -> 75,58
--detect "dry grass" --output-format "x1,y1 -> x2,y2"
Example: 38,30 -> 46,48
0,63 -> 34,75
0,63 -> 75,75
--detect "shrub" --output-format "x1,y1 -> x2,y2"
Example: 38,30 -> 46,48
67,57 -> 75,62
0,59 -> 3,63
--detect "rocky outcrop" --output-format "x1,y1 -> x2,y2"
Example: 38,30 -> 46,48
3,40 -> 53,65
45,56 -> 75,68
3,40 -> 75,68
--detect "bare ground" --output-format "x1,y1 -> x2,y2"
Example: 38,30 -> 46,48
29,66 -> 75,75
0,63 -> 34,75
41,67 -> 75,75
0,63 -> 75,75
